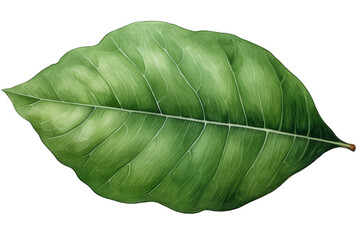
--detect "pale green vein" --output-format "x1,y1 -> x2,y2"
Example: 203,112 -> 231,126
223,48 -> 248,125
193,125 -> 231,210
236,131 -> 269,199
97,117 -> 168,191
144,123 -> 207,197
47,107 -> 96,139
83,112 -> 132,168
80,53 -> 123,108
3,90 -> 351,150
110,36 -> 162,114
147,28 -> 206,120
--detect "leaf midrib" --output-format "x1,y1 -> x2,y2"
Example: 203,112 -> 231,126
4,90 -> 350,149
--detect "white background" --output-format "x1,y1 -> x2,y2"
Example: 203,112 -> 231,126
0,0 -> 359,239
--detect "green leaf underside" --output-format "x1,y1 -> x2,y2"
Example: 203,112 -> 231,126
4,21 -> 352,213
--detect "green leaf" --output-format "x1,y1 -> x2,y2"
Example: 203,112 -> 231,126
3,21 -> 355,213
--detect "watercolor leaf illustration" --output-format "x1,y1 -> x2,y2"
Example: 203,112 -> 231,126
3,22 -> 354,213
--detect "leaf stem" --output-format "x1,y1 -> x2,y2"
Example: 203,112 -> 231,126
346,143 -> 356,152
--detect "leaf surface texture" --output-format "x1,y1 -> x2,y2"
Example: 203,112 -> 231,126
4,22 -> 353,213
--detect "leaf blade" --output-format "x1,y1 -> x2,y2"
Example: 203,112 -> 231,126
3,21 -> 354,213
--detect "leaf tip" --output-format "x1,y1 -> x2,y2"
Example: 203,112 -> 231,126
2,88 -> 12,94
